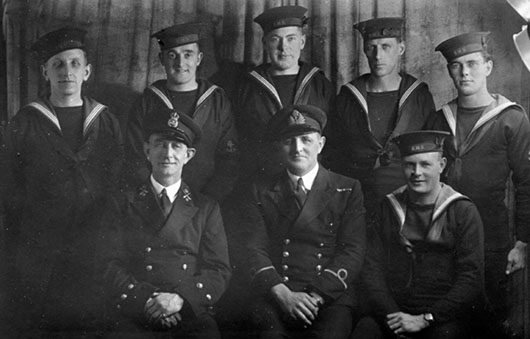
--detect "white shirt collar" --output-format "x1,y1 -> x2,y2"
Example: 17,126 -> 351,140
150,175 -> 181,203
287,163 -> 319,190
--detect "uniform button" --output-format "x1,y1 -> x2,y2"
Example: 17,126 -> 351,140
196,282 -> 203,289
282,265 -> 288,271
282,276 -> 289,282
182,251 -> 188,255
282,251 -> 290,258
146,265 -> 153,271
316,253 -> 322,259
316,265 -> 322,272
284,238 -> 290,245
120,293 -> 127,300
182,264 -> 188,270
319,243 -> 324,248
127,284 -> 134,290
145,247 -> 152,253
329,222 -> 334,226
206,294 -> 212,300
116,304 -> 121,310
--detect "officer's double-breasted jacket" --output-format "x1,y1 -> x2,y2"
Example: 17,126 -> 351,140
98,180 -> 231,324
125,79 -> 239,201
247,167 -> 366,305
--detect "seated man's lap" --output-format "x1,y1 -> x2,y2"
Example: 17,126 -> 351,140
251,297 -> 355,339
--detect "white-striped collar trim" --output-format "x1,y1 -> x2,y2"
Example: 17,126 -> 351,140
250,70 -> 282,108
27,102 -> 61,132
83,103 -> 106,135
196,84 -> 218,108
344,83 -> 370,130
293,67 -> 319,104
148,85 -> 174,109
398,79 -> 422,109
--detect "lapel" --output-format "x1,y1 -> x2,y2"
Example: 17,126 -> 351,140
130,182 -> 167,232
265,173 -> 299,223
159,183 -> 199,238
291,168 -> 334,231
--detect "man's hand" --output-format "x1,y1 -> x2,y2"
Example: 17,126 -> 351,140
386,312 -> 429,334
271,284 -> 320,326
144,292 -> 184,327
506,240 -> 527,275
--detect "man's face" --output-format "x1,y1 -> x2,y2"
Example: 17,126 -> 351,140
41,48 -> 91,99
279,132 -> 325,176
402,152 -> 446,199
159,43 -> 203,89
263,26 -> 305,74
144,134 -> 196,183
447,52 -> 492,97
363,37 -> 404,78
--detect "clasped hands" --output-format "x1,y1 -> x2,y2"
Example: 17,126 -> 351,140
386,312 -> 429,335
271,283 -> 324,326
144,292 -> 184,329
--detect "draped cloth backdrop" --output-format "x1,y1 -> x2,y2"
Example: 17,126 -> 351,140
2,0 -> 530,125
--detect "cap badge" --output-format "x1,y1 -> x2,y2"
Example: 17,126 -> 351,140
168,112 -> 180,128
288,110 -> 306,125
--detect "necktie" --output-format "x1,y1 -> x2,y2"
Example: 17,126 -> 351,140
293,177 -> 308,209
160,188 -> 173,217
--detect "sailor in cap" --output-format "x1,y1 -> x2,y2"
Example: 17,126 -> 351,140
0,26 -> 123,335
246,104 -> 366,338
235,5 -> 334,182
125,21 -> 239,202
323,17 -> 435,229
99,108 -> 230,337
425,31 -> 530,338
352,130 -> 484,339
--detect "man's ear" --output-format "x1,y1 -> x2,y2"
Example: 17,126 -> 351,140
485,60 -> 493,76
318,135 -> 326,154
143,141 -> 151,160
398,40 -> 405,55
41,64 -> 49,81
83,63 -> 92,81
185,147 -> 197,164
300,33 -> 306,51
440,156 -> 447,173
197,52 -> 203,66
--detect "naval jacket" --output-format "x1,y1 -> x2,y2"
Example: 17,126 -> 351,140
363,184 -> 484,324
324,73 -> 435,211
424,94 -> 530,249
247,167 -> 366,305
235,62 -> 334,179
98,180 -> 231,323
125,79 -> 239,201
0,96 -> 123,325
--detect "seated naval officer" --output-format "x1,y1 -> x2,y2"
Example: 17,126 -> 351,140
351,131 -> 484,339
98,109 -> 231,338
246,104 -> 367,339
